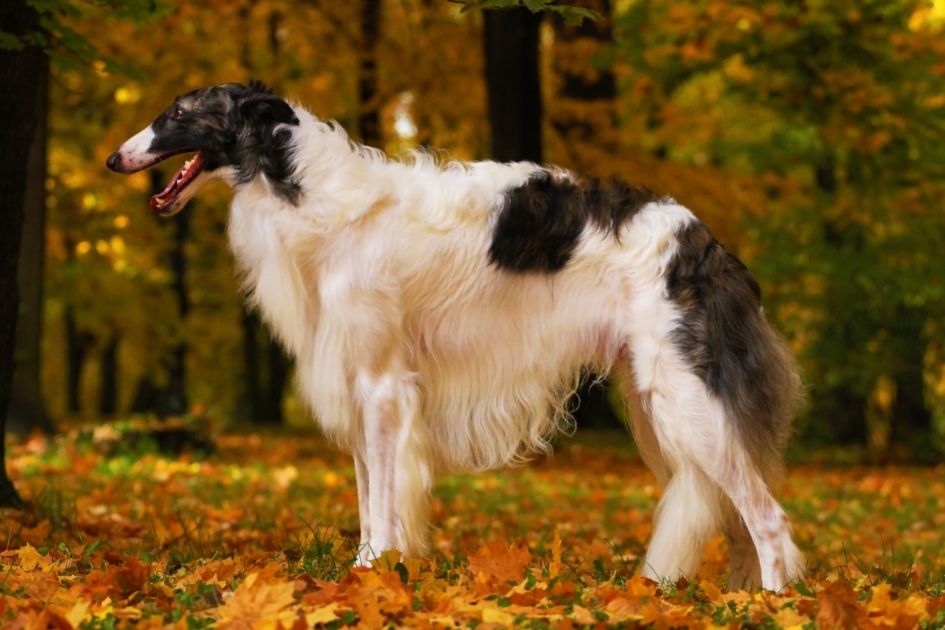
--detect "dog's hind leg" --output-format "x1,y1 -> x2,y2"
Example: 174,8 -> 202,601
632,341 -> 803,591
615,366 -> 722,583
702,441 -> 803,591
722,501 -> 762,590
641,463 -> 723,582
615,369 -> 670,486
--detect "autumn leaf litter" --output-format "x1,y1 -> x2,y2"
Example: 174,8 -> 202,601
2,429 -> 944,628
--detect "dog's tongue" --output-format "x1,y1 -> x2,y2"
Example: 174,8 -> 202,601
150,152 -> 204,212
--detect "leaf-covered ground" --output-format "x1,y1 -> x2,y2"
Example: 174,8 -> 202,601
2,425 -> 944,628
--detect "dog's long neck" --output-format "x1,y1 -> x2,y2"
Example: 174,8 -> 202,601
282,108 -> 395,227
227,106 -> 395,358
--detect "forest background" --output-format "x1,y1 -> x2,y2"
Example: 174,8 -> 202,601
4,0 -> 945,481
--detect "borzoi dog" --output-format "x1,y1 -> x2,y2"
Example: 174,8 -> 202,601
107,82 -> 804,590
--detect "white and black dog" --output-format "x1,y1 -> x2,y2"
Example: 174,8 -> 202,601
107,82 -> 804,590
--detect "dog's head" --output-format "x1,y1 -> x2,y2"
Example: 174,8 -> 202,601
106,82 -> 300,216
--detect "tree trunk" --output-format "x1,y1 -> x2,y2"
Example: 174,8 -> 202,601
890,309 -> 932,462
65,305 -> 94,415
130,375 -> 159,414
264,341 -> 289,425
9,63 -> 53,437
238,309 -> 261,422
238,308 -> 291,425
550,0 -> 617,170
483,7 -> 543,162
358,0 -> 382,147
99,333 -> 120,416
0,0 -> 45,508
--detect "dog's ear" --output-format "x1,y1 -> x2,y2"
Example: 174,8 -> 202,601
238,92 -> 299,128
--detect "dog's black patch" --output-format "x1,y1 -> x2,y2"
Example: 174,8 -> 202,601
230,84 -> 302,203
666,222 -> 801,472
489,171 -> 660,272
147,82 -> 302,204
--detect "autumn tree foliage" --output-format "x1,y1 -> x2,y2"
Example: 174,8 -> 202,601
618,0 -> 945,461
9,0 -> 945,459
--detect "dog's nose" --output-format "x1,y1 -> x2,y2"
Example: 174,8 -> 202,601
106,151 -> 121,171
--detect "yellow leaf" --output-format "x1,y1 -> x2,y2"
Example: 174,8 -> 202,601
401,557 -> 423,582
17,544 -> 51,571
216,571 -> 297,630
773,604 -> 810,629
700,580 -> 724,603
66,599 -> 91,628
373,549 -> 402,571
304,602 -> 340,625
627,574 -> 658,598
869,582 -> 893,611
482,606 -> 515,625
570,604 -> 597,625
605,597 -> 644,622
549,527 -> 562,579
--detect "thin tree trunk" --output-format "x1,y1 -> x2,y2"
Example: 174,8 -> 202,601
239,309 -> 265,422
358,0 -> 382,146
64,304 -> 94,415
0,0 -> 45,508
550,0 -> 617,169
130,375 -> 158,414
890,309 -> 932,462
99,333 -> 120,416
264,341 -> 290,425
483,7 -> 543,162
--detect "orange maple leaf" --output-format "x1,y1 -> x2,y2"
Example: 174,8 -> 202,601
817,581 -> 873,630
215,571 -> 298,630
76,557 -> 150,603
339,568 -> 412,627
467,541 -> 531,583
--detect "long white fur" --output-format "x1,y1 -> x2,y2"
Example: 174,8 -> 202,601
218,106 -> 803,589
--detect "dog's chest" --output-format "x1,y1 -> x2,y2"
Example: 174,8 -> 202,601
228,201 -> 314,354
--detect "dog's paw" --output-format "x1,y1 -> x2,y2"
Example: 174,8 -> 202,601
354,542 -> 382,568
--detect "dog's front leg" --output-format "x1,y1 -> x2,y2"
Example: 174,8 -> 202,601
356,369 -> 432,565
353,451 -> 371,556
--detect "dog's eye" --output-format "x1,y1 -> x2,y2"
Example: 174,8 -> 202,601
170,105 -> 183,121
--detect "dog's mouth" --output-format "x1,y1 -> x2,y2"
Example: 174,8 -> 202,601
150,151 -> 205,213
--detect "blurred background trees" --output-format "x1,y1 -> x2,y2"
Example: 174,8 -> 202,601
6,0 -> 945,464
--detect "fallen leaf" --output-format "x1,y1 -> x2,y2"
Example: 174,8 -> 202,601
468,541 -> 531,583
817,581 -> 871,630
216,571 -> 297,630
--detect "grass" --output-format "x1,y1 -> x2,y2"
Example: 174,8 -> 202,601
1,424 -> 944,627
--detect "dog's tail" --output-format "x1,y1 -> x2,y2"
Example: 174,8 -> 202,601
667,221 -> 803,481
